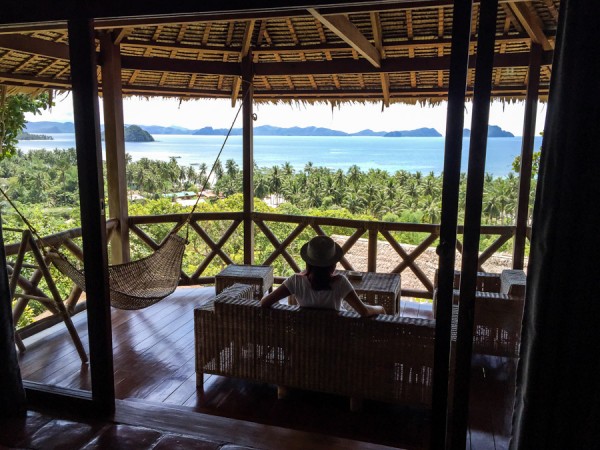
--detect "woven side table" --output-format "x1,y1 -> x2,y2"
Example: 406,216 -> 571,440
337,271 -> 401,315
215,264 -> 274,300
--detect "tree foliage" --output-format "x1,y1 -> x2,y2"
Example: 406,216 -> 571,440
1,146 -> 536,329
0,91 -> 52,159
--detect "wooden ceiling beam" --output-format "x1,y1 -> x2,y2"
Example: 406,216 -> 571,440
308,8 -> 381,68
117,33 -> 535,57
115,83 -> 548,101
231,19 -> 255,106
113,28 -> 131,44
370,11 -> 389,107
0,0 -> 547,33
508,1 -> 553,50
0,34 -> 69,60
541,0 -> 559,21
0,72 -> 71,88
119,50 -> 554,77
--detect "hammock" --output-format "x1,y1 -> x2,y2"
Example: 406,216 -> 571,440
1,84 -> 249,310
47,233 -> 186,310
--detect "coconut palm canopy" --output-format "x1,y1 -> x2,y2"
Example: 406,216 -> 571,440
0,1 -> 558,105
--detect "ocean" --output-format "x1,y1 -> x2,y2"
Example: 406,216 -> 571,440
17,133 -> 543,177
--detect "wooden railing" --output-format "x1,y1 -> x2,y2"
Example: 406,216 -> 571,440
4,220 -> 117,336
3,211 -> 525,340
129,212 -> 524,300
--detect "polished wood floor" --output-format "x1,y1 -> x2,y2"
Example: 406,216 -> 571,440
17,286 -> 516,449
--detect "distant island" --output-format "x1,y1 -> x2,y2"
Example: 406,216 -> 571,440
463,125 -> 514,138
124,125 -> 154,142
24,121 -> 515,138
384,128 -> 442,137
17,131 -> 53,140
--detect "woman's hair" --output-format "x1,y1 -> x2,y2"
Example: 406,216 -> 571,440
305,263 -> 336,291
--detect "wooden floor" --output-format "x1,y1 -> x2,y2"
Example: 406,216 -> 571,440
17,286 -> 516,449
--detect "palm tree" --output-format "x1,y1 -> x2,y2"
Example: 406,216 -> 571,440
225,159 -> 239,178
304,161 -> 314,175
269,166 -> 283,203
282,162 -> 294,177
347,164 -> 362,188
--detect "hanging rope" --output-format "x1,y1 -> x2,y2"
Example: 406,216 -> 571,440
175,83 -> 251,240
0,83 -> 253,309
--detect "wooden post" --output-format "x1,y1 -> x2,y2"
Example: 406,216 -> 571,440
512,44 -> 541,270
68,17 -> 115,414
99,31 -> 130,264
431,1 -> 473,447
0,218 -> 26,417
242,54 -> 254,265
367,227 -> 377,272
451,1 -> 498,448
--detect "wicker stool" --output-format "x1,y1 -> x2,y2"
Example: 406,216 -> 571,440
215,264 -> 274,300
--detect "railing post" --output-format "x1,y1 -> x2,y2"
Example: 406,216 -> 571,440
242,54 -> 254,265
0,218 -> 26,417
513,43 -> 541,270
367,226 -> 378,272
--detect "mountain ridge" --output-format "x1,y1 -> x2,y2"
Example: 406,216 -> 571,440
25,121 -> 516,137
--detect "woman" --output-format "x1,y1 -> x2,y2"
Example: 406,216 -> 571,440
260,235 -> 385,317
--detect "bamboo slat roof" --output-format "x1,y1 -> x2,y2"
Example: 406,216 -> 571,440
0,1 -> 559,105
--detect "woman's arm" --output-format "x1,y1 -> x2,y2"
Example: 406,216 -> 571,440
344,290 -> 386,317
260,283 -> 292,308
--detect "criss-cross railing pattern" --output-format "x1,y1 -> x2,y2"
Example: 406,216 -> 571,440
129,212 -> 526,300
4,211 -> 526,339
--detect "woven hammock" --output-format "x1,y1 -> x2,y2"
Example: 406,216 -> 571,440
48,234 -> 187,310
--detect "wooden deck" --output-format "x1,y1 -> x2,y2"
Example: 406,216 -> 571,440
16,286 -> 516,449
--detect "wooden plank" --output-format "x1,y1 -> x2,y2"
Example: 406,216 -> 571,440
308,9 -> 381,68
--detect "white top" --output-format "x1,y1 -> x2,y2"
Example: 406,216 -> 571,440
283,273 -> 354,311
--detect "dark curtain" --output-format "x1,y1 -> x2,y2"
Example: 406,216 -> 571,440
511,0 -> 600,448
0,218 -> 26,416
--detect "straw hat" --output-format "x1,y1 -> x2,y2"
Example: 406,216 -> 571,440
300,236 -> 344,267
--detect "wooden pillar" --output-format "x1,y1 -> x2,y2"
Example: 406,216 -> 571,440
367,227 -> 377,272
451,1 -> 498,448
0,218 -> 26,417
242,54 -> 254,265
512,1 -> 600,447
431,1 -> 473,447
68,17 -> 115,414
99,31 -> 130,264
512,44 -> 541,270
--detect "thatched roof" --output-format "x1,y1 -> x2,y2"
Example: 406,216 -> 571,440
0,1 -> 559,105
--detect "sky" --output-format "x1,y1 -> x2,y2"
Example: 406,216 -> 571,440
27,92 -> 547,137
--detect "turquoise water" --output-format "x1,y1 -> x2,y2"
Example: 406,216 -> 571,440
17,133 -> 543,176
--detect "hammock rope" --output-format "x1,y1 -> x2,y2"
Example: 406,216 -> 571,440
1,84 -> 251,309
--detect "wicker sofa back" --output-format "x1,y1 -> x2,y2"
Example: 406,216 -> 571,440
195,287 -> 436,408
433,269 -> 526,357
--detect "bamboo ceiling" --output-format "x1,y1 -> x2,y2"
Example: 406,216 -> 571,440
0,0 -> 559,105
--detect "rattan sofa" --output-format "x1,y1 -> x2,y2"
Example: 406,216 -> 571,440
195,284 -> 436,408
